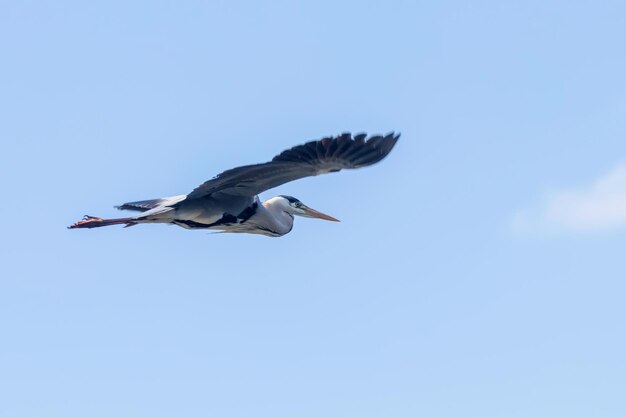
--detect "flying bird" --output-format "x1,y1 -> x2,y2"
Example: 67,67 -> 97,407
68,132 -> 399,237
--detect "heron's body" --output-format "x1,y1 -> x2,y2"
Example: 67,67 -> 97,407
134,195 -> 294,237
69,132 -> 399,237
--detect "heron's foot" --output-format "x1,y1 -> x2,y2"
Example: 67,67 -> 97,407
68,215 -> 104,229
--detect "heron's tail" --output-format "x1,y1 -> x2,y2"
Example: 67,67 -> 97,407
67,215 -> 137,229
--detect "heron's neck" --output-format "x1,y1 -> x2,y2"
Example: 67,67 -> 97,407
260,199 -> 294,235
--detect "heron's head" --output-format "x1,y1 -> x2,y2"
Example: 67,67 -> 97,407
271,195 -> 340,222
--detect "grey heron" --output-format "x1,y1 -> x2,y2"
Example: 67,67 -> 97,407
68,132 -> 399,237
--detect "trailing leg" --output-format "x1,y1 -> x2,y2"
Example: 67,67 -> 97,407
67,215 -> 136,229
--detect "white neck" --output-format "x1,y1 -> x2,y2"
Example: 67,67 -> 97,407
259,197 -> 295,235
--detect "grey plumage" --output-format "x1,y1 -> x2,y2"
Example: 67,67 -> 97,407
186,132 -> 399,199
116,195 -> 187,213
115,198 -> 168,212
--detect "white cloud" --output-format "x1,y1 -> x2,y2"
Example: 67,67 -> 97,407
512,163 -> 626,235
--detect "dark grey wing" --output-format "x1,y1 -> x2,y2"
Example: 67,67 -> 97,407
116,198 -> 166,212
116,195 -> 187,212
186,132 -> 399,200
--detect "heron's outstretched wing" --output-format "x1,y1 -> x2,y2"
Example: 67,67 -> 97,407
186,132 -> 399,200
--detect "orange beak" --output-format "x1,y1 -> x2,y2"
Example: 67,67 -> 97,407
302,206 -> 340,222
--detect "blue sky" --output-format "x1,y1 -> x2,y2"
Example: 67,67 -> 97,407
2,1 -> 626,416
